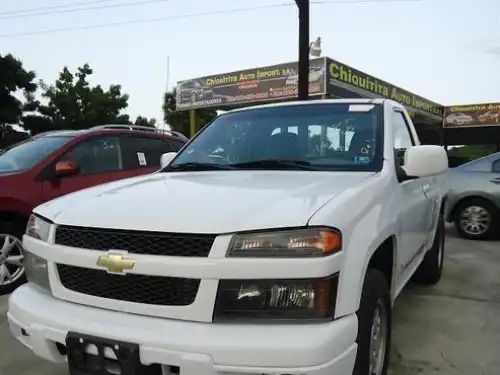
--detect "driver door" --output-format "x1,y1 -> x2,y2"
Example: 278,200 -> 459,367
392,111 -> 431,277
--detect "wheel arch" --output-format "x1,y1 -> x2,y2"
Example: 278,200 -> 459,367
335,227 -> 399,318
0,210 -> 29,233
366,236 -> 396,295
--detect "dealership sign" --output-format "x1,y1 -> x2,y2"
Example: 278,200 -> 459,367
443,103 -> 500,128
175,56 -> 444,122
325,58 -> 444,120
175,58 -> 326,110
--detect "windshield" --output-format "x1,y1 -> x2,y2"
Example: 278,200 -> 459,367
0,136 -> 73,173
167,103 -> 383,171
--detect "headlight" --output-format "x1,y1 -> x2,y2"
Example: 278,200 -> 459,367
24,250 -> 51,293
227,228 -> 342,257
213,274 -> 339,322
25,214 -> 51,242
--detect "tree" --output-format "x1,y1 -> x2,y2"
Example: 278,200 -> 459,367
0,54 -> 37,141
162,89 -> 217,136
0,127 -> 29,149
134,116 -> 156,127
22,64 -> 131,135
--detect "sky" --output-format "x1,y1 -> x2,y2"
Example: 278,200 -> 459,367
1,0 -> 500,124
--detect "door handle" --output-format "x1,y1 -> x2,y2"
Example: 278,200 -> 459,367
491,178 -> 500,184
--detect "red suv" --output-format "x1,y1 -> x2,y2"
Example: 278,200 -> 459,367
0,125 -> 187,294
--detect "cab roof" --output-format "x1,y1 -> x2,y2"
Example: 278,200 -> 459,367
226,98 -> 395,113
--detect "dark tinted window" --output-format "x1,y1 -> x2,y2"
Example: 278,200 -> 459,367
493,159 -> 500,172
121,136 -> 173,169
0,136 -> 72,173
62,136 -> 122,175
391,111 -> 414,166
169,139 -> 186,152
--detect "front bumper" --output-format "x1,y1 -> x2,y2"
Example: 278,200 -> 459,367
9,284 -> 358,375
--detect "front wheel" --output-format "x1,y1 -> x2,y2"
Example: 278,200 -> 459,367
0,220 -> 26,295
353,269 -> 391,375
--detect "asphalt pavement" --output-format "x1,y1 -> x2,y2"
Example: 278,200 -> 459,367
1,226 -> 499,375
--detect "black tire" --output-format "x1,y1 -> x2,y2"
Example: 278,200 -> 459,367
413,215 -> 445,285
0,219 -> 27,295
453,198 -> 499,241
353,269 -> 391,375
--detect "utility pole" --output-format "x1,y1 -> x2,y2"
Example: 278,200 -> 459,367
295,0 -> 310,101
163,55 -> 170,132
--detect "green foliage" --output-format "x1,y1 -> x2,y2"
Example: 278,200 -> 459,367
0,54 -> 37,142
448,145 -> 497,160
22,64 -> 131,135
0,127 -> 29,148
162,89 -> 217,136
134,116 -> 157,127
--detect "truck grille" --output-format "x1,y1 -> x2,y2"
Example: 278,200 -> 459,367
55,225 -> 215,257
57,264 -> 200,306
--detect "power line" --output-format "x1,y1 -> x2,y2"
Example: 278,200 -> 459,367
0,0 -> 420,39
0,0 -> 410,17
0,0 -> 171,20
0,0 -> 122,16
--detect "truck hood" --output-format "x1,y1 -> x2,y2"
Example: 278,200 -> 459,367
35,171 -> 376,233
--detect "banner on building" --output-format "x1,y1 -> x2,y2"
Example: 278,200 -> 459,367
175,58 -> 326,110
443,103 -> 500,128
325,58 -> 444,119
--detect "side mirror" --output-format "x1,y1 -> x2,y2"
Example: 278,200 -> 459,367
54,160 -> 80,178
402,145 -> 449,178
160,152 -> 177,168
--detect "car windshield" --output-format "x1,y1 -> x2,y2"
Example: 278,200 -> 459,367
0,136 -> 73,173
166,102 -> 383,172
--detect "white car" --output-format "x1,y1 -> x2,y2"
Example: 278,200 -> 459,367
285,68 -> 323,86
445,113 -> 474,125
8,99 -> 448,375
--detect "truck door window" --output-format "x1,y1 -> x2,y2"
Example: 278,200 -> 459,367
392,111 -> 414,166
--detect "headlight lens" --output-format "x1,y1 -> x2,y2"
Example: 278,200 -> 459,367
228,228 -> 342,257
213,274 -> 339,321
25,215 -> 51,242
24,250 -> 51,293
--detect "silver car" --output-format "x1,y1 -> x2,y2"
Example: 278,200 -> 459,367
445,152 -> 500,240
445,113 -> 474,126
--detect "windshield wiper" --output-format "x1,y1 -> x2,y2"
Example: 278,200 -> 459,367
162,162 -> 236,172
230,159 -> 316,170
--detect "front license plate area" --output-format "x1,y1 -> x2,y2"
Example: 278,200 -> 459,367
66,332 -> 145,375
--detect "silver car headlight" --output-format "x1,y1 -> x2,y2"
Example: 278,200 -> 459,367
25,214 -> 51,242
24,250 -> 51,293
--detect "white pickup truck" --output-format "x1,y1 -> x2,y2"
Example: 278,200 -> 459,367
8,98 -> 448,375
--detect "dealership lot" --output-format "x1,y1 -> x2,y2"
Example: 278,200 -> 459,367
0,226 -> 499,375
